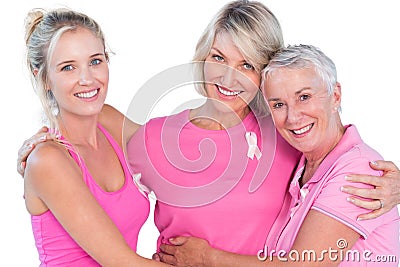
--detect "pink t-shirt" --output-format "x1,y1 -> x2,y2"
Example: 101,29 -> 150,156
267,125 -> 400,266
127,109 -> 300,255
31,124 -> 150,266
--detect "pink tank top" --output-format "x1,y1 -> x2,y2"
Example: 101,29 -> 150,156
31,124 -> 150,266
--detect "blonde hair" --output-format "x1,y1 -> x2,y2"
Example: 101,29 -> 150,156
193,0 -> 284,117
24,8 -> 107,129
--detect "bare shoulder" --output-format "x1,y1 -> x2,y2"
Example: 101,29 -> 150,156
24,141 -> 82,214
26,141 -> 68,170
25,141 -> 79,186
99,104 -> 141,146
100,103 -> 125,120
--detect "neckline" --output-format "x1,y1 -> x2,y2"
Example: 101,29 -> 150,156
294,125 -> 359,188
58,123 -> 129,195
182,109 -> 257,134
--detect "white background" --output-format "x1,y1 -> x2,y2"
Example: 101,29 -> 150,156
1,1 -> 399,266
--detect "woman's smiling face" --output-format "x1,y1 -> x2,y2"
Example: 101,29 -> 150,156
264,66 -> 341,156
203,31 -> 261,116
47,27 -> 109,118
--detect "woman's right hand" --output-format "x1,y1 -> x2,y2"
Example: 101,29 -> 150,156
17,126 -> 53,176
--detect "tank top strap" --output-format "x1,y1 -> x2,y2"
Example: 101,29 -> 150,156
49,125 -> 130,187
96,123 -> 130,175
48,128 -> 86,172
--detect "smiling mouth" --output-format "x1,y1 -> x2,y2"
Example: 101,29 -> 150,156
216,85 -> 242,97
74,89 -> 99,99
291,123 -> 314,135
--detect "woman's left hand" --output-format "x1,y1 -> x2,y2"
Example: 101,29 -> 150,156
341,160 -> 400,220
158,236 -> 212,267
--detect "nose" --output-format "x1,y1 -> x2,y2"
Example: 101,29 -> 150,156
286,105 -> 302,124
78,67 -> 94,86
220,65 -> 237,88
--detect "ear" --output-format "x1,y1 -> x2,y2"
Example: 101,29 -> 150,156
332,82 -> 342,111
33,68 -> 51,91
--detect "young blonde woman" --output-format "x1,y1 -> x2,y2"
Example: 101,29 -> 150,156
23,8 -> 169,266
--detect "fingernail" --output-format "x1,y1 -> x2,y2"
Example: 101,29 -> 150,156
370,161 -> 378,166
340,186 -> 348,192
357,217 -> 364,221
344,175 -> 350,180
40,135 -> 47,141
346,197 -> 354,203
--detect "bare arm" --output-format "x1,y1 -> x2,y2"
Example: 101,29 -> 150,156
341,160 -> 400,220
24,142 -> 166,267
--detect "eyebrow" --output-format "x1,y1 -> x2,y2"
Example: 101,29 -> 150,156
210,47 -> 248,64
57,60 -> 75,67
267,87 -> 312,102
56,52 -> 105,67
90,52 -> 105,58
210,47 -> 226,58
267,97 -> 280,102
295,87 -> 312,95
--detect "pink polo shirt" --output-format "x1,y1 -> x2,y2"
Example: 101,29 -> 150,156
127,109 -> 301,255
267,125 -> 400,266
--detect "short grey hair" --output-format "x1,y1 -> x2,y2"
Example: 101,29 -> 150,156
262,44 -> 337,95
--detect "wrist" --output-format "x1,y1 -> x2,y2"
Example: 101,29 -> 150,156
206,246 -> 222,267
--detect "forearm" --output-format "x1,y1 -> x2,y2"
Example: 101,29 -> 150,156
107,253 -> 168,267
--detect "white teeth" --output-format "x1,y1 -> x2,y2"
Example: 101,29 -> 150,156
293,124 -> 312,135
75,89 -> 98,99
217,86 -> 240,96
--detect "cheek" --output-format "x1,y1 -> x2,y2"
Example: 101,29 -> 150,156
48,71 -> 75,89
270,111 -> 286,129
203,62 -> 223,82
239,73 -> 261,94
102,72 -> 110,87
250,73 -> 261,88
95,65 -> 109,82
309,102 -> 330,118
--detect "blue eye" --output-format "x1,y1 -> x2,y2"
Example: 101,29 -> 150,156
212,55 -> 224,62
243,63 -> 254,70
90,59 -> 102,66
273,102 -> 284,109
61,65 -> 73,71
300,94 -> 310,101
